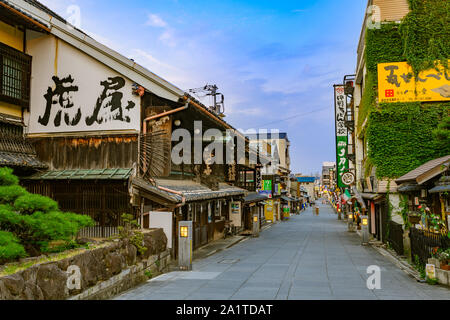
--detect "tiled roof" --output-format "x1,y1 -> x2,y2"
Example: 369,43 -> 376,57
0,151 -> 46,169
395,155 -> 450,184
281,195 -> 296,202
244,192 -> 268,203
132,177 -> 247,204
397,183 -> 422,193
429,176 -> 450,194
25,168 -> 133,180
0,0 -> 50,30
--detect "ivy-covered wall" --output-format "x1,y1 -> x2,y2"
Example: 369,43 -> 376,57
366,102 -> 449,178
358,0 -> 450,179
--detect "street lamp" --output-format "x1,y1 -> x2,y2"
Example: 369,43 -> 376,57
253,214 -> 259,238
361,215 -> 369,245
178,221 -> 193,271
348,213 -> 354,232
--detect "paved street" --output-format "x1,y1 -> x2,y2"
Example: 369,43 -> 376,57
115,201 -> 450,300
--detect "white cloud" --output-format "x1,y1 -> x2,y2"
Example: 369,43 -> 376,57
130,49 -> 178,71
159,29 -> 177,47
146,14 -> 168,28
85,31 -> 123,53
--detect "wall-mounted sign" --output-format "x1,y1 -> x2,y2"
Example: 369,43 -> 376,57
230,202 -> 242,227
378,60 -> 450,103
255,169 -> 262,191
341,172 -> 355,186
426,264 -> 436,280
334,85 -> 349,189
263,180 -> 272,191
28,38 -> 140,134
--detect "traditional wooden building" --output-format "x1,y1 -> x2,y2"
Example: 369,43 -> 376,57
2,0 -> 271,257
395,155 -> 450,231
0,0 -> 47,176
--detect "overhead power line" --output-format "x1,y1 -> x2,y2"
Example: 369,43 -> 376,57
251,106 -> 330,128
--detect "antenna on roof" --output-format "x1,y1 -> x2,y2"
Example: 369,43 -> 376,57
188,84 -> 225,117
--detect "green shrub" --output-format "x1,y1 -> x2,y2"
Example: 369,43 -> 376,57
14,194 -> 58,215
0,185 -> 28,204
0,231 -> 27,262
0,167 -> 19,186
0,167 -> 95,258
432,116 -> 450,155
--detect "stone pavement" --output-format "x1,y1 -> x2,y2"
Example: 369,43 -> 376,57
114,201 -> 450,300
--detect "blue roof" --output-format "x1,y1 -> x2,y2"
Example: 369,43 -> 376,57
297,177 -> 316,183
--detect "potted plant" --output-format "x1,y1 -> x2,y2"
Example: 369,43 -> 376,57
429,247 -> 441,268
438,249 -> 450,271
408,213 -> 421,225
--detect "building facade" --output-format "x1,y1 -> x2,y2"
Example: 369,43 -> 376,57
1,0 -> 270,257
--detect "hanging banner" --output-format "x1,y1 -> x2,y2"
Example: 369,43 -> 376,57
378,60 -> 450,103
334,85 -> 349,189
255,168 -> 262,191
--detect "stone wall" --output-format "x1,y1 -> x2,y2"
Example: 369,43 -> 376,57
0,229 -> 170,300
428,258 -> 450,287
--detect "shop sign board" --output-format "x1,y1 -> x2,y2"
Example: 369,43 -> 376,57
334,85 -> 349,188
378,60 -> 450,103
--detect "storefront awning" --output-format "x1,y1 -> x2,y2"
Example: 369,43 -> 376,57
360,192 -> 384,201
244,192 -> 268,204
281,196 -> 296,202
429,185 -> 450,193
350,187 -> 367,210
132,177 -> 247,204
397,183 -> 422,193
428,175 -> 450,194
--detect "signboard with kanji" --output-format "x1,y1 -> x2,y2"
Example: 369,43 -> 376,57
263,180 -> 272,191
378,61 -> 450,103
334,85 -> 349,189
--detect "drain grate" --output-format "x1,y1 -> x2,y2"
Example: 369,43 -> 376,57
218,259 -> 240,264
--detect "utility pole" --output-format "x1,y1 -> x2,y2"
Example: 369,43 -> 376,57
188,84 -> 225,116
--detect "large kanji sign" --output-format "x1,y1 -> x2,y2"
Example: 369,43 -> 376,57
334,85 -> 349,189
378,60 -> 450,103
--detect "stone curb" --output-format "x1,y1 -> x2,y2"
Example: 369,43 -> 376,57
369,244 -> 424,282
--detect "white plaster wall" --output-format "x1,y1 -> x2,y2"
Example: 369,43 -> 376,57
389,193 -> 404,225
26,33 -> 140,134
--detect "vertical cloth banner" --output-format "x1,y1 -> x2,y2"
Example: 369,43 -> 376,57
334,85 -> 349,189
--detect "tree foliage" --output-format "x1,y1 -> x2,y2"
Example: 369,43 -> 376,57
0,167 -> 94,261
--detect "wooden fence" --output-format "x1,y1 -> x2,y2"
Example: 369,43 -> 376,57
410,227 -> 450,267
388,221 -> 404,256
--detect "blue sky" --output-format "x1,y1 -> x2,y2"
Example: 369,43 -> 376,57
41,0 -> 367,175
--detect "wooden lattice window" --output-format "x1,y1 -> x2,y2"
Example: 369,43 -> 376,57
0,42 -> 32,108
